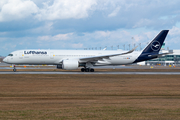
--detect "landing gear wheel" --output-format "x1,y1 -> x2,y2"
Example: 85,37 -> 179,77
90,68 -> 94,72
85,68 -> 89,72
81,68 -> 85,72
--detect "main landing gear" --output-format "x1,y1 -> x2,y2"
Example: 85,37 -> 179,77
81,68 -> 94,72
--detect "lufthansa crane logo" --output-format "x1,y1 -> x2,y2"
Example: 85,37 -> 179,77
151,41 -> 161,51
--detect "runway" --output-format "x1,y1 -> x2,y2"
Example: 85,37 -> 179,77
1,63 -> 180,74
0,71 -> 180,74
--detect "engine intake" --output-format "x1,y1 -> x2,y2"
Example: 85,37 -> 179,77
56,64 -> 63,69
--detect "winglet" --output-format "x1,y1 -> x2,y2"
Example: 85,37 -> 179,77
117,46 -> 138,56
128,46 -> 138,54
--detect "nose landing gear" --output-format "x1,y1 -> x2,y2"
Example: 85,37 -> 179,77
13,65 -> 16,72
81,68 -> 94,72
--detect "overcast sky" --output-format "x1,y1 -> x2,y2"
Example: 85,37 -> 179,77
0,0 -> 180,56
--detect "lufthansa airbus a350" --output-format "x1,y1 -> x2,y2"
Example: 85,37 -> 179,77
3,30 -> 170,72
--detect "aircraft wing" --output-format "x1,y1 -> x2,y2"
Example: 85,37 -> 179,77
79,46 -> 138,62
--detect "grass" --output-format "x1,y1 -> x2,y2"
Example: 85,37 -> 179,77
0,74 -> 180,119
0,107 -> 179,120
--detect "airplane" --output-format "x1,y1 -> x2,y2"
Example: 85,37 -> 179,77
3,30 -> 170,72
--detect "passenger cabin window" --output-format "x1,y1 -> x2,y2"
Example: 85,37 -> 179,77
8,54 -> 13,56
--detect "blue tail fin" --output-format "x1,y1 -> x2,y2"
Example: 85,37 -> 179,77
134,30 -> 169,63
142,30 -> 169,54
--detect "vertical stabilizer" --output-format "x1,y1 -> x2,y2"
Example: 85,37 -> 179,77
134,30 -> 169,63
142,30 -> 169,54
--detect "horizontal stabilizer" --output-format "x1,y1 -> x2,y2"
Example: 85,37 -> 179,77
148,52 -> 173,58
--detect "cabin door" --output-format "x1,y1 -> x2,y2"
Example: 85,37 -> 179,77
50,52 -> 54,59
19,52 -> 23,59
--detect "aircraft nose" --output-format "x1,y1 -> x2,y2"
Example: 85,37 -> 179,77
3,58 -> 7,63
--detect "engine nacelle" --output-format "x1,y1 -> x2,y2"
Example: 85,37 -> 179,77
62,60 -> 79,70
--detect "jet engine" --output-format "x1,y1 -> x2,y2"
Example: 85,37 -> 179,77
62,60 -> 79,70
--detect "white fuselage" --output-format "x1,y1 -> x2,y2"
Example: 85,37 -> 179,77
3,49 -> 141,66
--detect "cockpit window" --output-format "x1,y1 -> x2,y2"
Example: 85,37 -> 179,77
8,54 -> 13,56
